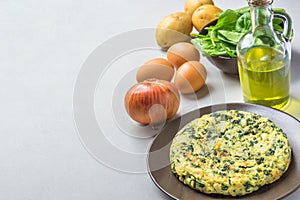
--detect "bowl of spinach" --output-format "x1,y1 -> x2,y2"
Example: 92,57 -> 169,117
191,6 -> 292,75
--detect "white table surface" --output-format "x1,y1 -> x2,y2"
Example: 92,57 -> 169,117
1,0 -> 300,199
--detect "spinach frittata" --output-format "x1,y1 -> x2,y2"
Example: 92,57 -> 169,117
170,110 -> 291,196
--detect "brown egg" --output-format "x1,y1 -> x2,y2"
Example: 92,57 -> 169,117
174,61 -> 207,94
136,58 -> 175,82
167,42 -> 200,69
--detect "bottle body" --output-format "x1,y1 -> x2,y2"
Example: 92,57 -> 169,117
237,1 -> 291,109
238,46 -> 290,108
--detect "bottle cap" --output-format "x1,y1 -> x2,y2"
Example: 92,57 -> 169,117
248,0 -> 273,6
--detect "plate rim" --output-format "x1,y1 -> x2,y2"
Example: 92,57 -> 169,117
147,102 -> 300,200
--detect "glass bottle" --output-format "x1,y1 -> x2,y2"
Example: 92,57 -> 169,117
237,0 -> 292,109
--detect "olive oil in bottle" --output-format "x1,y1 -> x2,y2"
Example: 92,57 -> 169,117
238,47 -> 290,108
237,0 -> 292,109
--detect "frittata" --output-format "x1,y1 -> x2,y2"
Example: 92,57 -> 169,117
170,110 -> 291,196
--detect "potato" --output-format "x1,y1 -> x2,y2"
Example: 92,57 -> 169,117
156,12 -> 193,49
184,0 -> 215,16
192,5 -> 222,32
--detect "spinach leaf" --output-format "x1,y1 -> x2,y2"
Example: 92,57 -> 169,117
236,12 -> 251,33
192,35 -> 237,57
213,9 -> 240,31
218,30 -> 245,44
191,8 -> 243,58
273,18 -> 284,33
235,6 -> 250,15
274,23 -> 284,32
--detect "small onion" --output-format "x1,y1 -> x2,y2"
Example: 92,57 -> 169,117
124,79 -> 180,126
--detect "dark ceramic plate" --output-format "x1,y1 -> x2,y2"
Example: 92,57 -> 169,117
147,103 -> 300,200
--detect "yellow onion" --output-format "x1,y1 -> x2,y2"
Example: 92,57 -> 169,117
124,79 -> 180,126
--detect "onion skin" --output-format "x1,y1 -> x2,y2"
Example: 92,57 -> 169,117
124,79 -> 180,125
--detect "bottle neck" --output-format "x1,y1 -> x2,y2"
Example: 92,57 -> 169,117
250,3 -> 273,31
